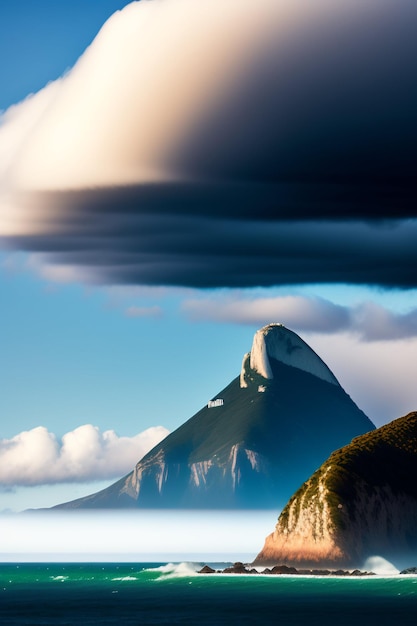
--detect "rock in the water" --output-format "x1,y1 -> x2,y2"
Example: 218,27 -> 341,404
198,565 -> 216,574
269,565 -> 298,575
400,567 -> 417,575
222,562 -> 251,574
198,563 -> 373,576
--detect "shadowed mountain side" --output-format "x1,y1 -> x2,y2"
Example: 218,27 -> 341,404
254,411 -> 417,569
53,325 -> 374,510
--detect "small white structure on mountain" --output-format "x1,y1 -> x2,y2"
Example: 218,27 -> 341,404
207,398 -> 224,408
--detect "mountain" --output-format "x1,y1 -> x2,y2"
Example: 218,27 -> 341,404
254,411 -> 417,569
54,323 -> 374,509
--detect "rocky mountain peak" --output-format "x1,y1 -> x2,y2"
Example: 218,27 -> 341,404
54,323 -> 373,510
240,323 -> 339,388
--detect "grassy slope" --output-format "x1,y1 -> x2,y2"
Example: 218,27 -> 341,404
144,360 -> 374,468
279,411 -> 417,532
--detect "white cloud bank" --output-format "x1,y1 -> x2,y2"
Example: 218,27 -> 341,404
0,510 -> 274,561
0,424 -> 169,487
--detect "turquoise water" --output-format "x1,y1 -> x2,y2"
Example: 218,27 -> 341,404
1,562 -> 417,624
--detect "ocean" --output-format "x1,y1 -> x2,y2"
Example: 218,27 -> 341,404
1,562 -> 417,625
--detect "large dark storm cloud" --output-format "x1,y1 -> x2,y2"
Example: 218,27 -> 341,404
8,190 -> 417,287
1,0 -> 416,289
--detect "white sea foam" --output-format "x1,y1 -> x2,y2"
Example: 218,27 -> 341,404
363,556 -> 400,576
146,562 -> 201,579
111,576 -> 138,581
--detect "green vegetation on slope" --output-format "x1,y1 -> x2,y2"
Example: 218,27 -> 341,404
279,412 -> 417,533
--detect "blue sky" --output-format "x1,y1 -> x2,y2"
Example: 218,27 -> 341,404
1,0 -> 417,513
0,0 -> 131,111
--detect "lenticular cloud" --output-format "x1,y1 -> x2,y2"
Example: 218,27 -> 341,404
0,0 -> 416,288
0,424 -> 169,486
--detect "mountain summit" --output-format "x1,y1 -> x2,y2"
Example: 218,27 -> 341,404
240,323 -> 339,388
54,324 -> 374,509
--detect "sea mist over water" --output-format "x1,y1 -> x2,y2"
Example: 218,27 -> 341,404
0,510 -> 275,562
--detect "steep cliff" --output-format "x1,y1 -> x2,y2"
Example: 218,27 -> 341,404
255,411 -> 417,568
54,324 -> 373,509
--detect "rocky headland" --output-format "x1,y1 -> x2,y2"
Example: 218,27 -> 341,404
254,411 -> 417,569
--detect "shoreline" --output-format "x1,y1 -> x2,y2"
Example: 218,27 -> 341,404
199,562 -> 417,577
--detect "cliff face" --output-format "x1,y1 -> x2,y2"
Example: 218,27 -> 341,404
54,324 -> 374,510
255,411 -> 417,568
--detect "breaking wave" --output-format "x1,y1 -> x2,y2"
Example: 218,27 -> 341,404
146,562 -> 201,579
363,556 -> 400,576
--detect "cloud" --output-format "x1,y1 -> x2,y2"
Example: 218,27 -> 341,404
352,302 -> 417,341
125,305 -> 162,318
0,424 -> 169,487
183,294 -> 349,333
0,0 -> 416,289
183,294 -> 417,341
6,213 -> 417,290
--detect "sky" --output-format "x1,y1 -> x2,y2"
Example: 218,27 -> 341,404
0,0 -> 417,516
